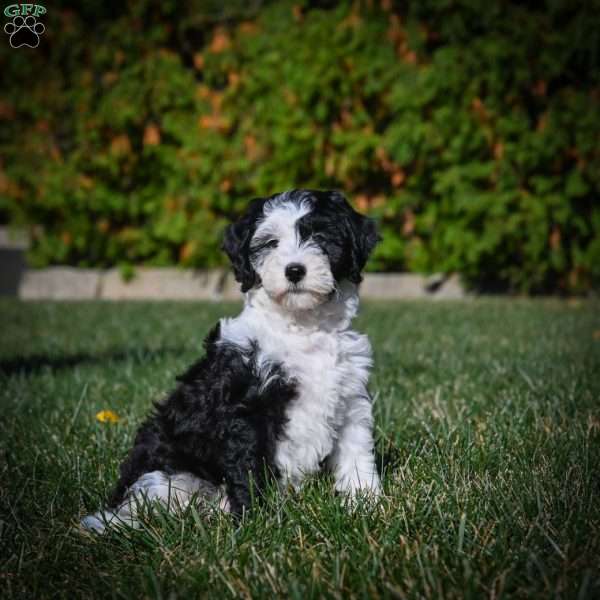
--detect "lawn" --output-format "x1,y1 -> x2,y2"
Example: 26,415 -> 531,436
1,299 -> 599,599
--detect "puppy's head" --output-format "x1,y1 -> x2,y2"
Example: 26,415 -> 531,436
222,190 -> 379,311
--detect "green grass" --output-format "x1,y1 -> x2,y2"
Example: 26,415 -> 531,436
1,299 -> 599,599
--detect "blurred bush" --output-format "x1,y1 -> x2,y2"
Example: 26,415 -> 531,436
1,0 -> 599,292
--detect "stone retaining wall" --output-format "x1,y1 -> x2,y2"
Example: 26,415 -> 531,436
14,267 -> 465,300
1,227 -> 465,300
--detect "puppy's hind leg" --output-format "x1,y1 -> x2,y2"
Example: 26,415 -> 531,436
80,471 -> 225,533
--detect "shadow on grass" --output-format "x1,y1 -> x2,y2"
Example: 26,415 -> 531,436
375,439 -> 405,476
0,346 -> 189,377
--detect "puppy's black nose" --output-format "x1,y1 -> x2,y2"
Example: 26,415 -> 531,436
285,263 -> 306,283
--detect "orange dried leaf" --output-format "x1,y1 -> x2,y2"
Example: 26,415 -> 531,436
143,124 -> 161,147
50,145 -> 62,162
532,80 -> 547,97
210,28 -> 231,53
376,147 -> 395,172
325,155 -> 336,177
164,197 -> 178,213
179,241 -> 196,262
209,91 -> 223,112
244,134 -> 261,161
371,195 -> 386,208
36,119 -> 50,132
387,15 -> 405,45
402,50 -> 418,65
102,71 -> 118,86
471,97 -> 488,121
549,226 -> 561,250
536,113 -> 548,132
391,169 -> 406,188
493,142 -> 504,160
196,85 -> 211,100
199,115 -> 228,131
193,53 -> 205,70
340,13 -> 362,30
114,50 -> 125,66
238,22 -> 259,35
354,194 -> 369,212
110,134 -> 132,156
403,209 -> 416,236
79,175 -> 94,190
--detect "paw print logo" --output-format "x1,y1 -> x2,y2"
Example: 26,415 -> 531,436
4,15 -> 45,48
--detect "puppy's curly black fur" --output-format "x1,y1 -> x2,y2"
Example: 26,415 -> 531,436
109,324 -> 297,516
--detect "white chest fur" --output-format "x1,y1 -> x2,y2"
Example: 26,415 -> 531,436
219,285 -> 373,488
270,327 -> 371,486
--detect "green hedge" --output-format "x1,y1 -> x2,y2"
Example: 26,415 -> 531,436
2,0 -> 599,292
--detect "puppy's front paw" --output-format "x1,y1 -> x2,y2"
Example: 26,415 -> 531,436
79,513 -> 107,534
335,474 -> 382,509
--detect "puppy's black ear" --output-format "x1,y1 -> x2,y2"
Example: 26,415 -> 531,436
325,191 -> 381,284
222,198 -> 265,292
348,210 -> 380,284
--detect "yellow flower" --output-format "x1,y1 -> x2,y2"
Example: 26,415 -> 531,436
96,410 -> 120,424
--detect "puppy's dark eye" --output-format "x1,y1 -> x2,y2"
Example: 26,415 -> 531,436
251,238 -> 278,254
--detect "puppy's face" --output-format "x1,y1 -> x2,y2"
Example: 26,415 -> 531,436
223,190 -> 379,311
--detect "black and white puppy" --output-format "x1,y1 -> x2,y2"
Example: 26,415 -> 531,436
81,189 -> 381,532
